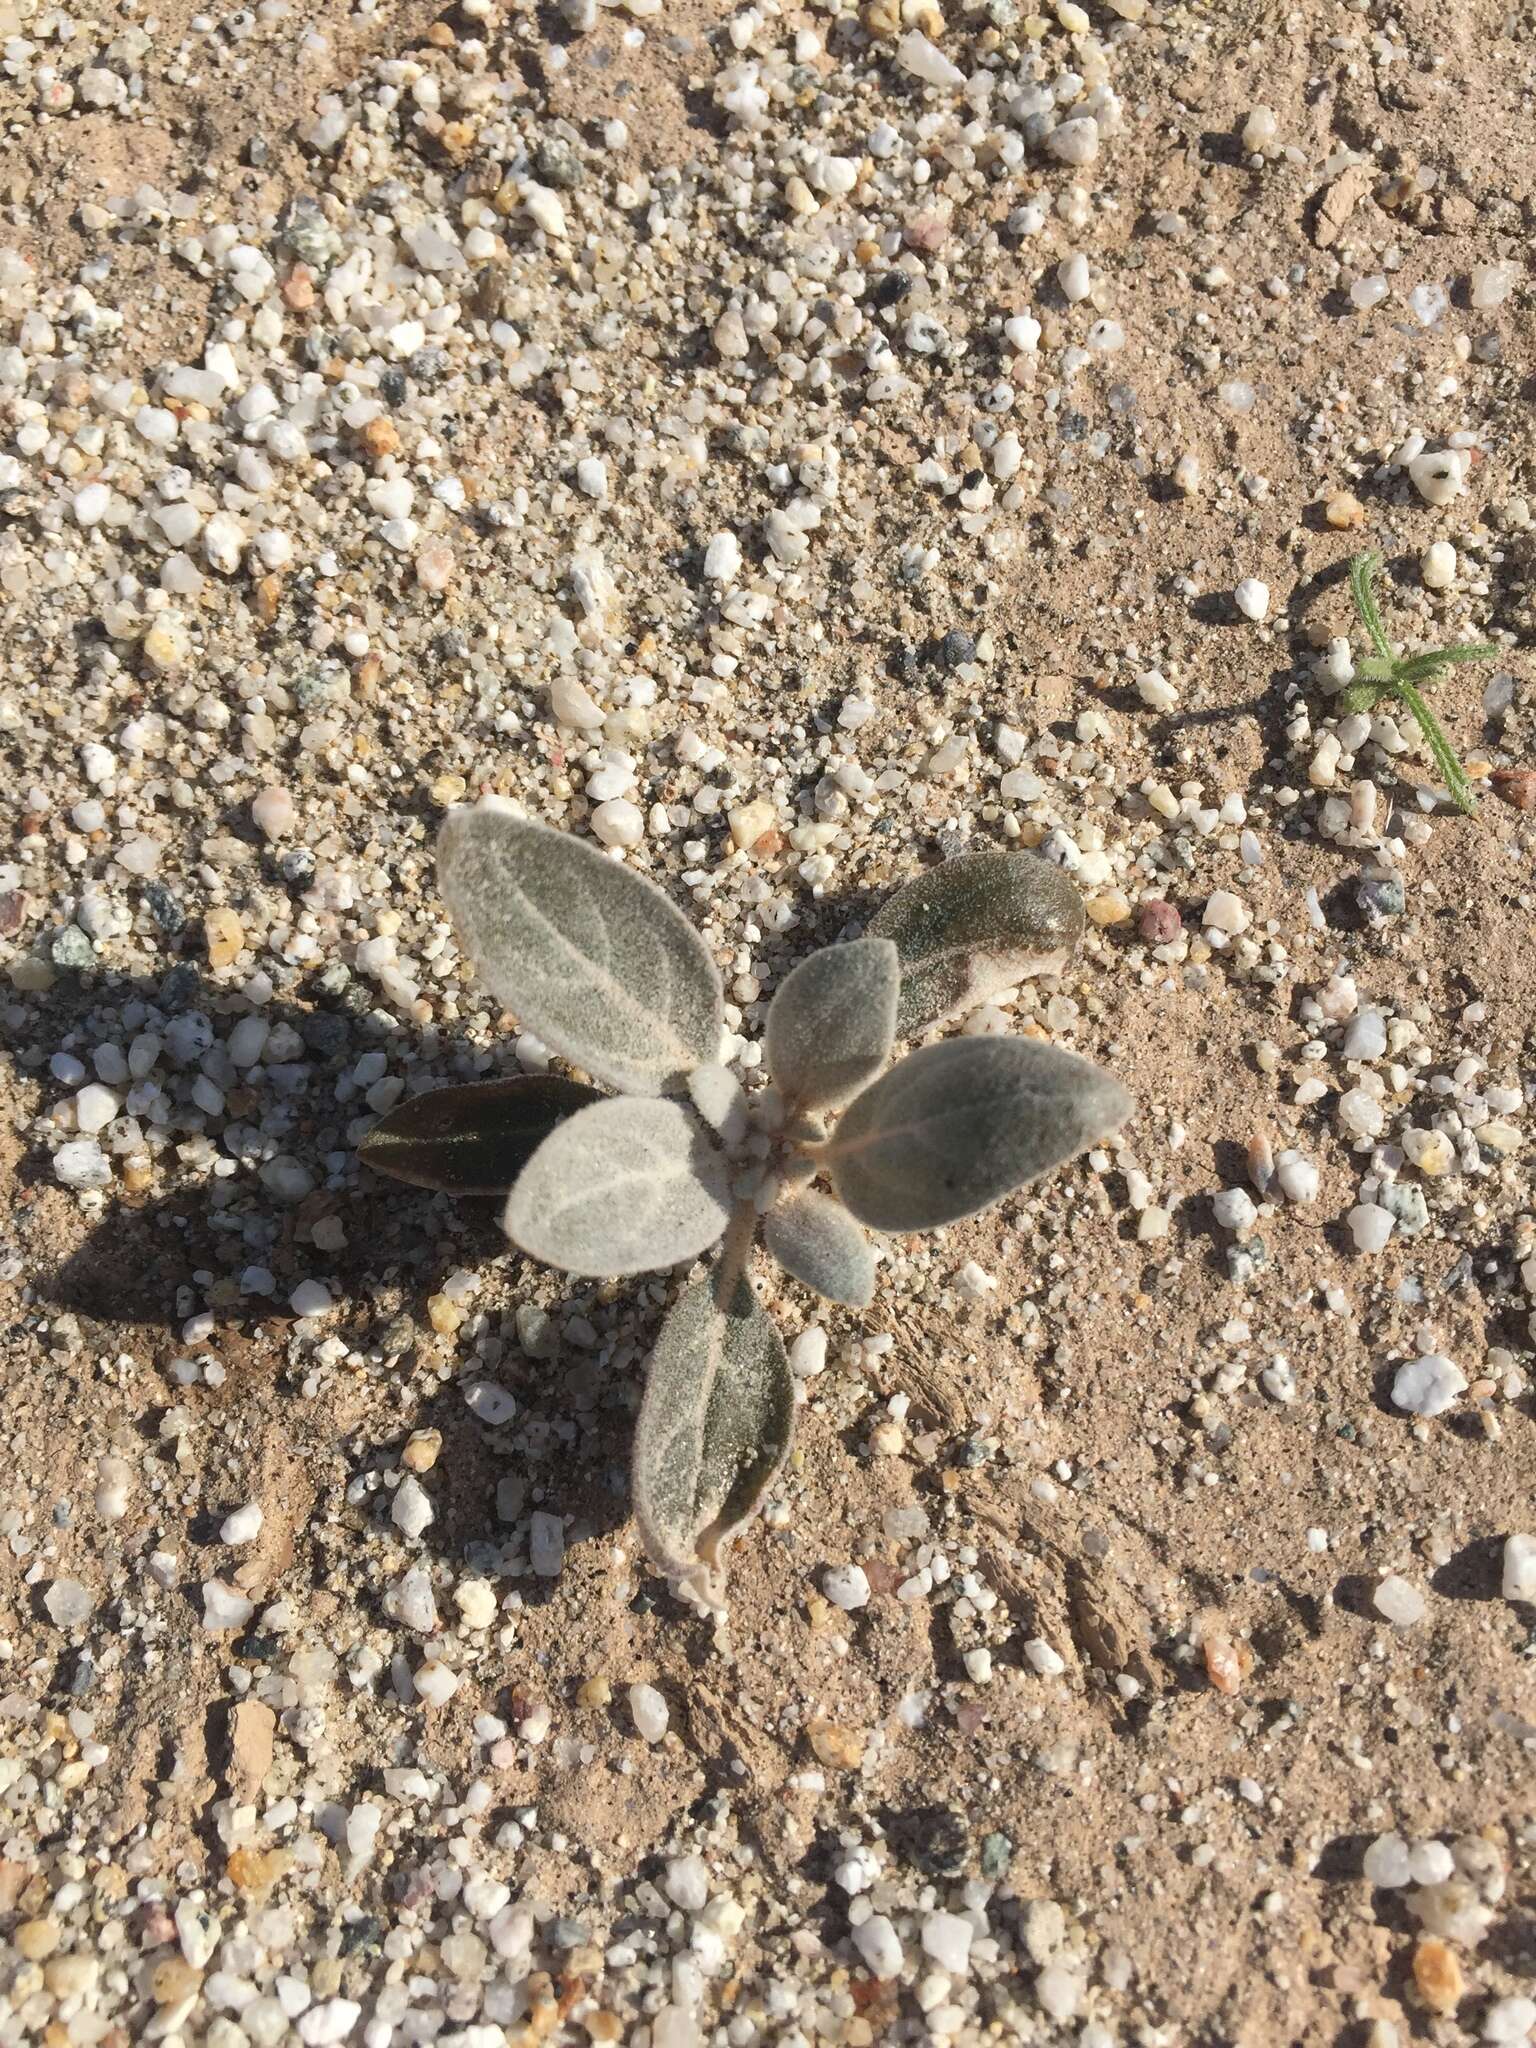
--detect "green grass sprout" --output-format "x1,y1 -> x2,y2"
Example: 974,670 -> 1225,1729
1339,549 -> 1497,816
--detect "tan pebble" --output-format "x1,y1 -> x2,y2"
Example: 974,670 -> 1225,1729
1087,889 -> 1132,927
360,416 -> 400,459
312,1957 -> 343,1998
416,543 -> 455,592
151,1959 -> 201,2005
1203,1632 -> 1253,1695
44,1955 -> 98,1998
141,623 -> 186,672
0,1861 -> 30,1912
227,1846 -> 291,1893
728,799 -> 777,853
402,1428 -> 442,1473
254,574 -> 282,623
281,266 -> 315,311
861,0 -> 899,32
430,774 -> 468,807
1412,1937 -> 1463,2014
585,2017 -> 622,2044
205,907 -> 244,968
577,1675 -> 612,1709
1325,490 -> 1367,530
15,1918 -> 60,1962
427,1293 -> 464,1336
904,209 -> 950,252
807,1717 -> 866,1770
437,120 -> 477,164
121,1157 -> 153,1193
228,1699 -> 276,1803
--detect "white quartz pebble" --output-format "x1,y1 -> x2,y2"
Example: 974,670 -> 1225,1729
852,1915 -> 903,1980
392,1476 -> 434,1538
1373,1574 -> 1425,1628
1502,1533 -> 1536,1603
1421,540 -> 1456,589
1408,448 -> 1468,508
1347,1203 -> 1394,1253
1234,577 -> 1270,621
822,1565 -> 871,1611
629,1682 -> 668,1742
221,1503 -> 263,1545
704,530 -> 742,583
1391,1353 -> 1466,1417
590,797 -> 644,847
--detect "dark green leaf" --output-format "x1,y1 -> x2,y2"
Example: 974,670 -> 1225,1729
632,1267 -> 793,1606
823,1036 -> 1132,1232
1348,549 -> 1396,663
870,850 -> 1085,1038
358,1075 -> 603,1195
1393,643 -> 1498,683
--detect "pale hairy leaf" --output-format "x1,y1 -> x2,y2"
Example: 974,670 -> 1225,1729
687,1062 -> 750,1147
358,1075 -> 602,1196
504,1097 -> 731,1276
823,1036 -> 1132,1232
870,850 -> 1085,1038
764,936 -> 899,1110
632,1268 -> 793,1604
438,801 -> 724,1094
763,1190 -> 875,1307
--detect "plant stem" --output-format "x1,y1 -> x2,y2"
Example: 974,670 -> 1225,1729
710,1201 -> 759,1311
1394,677 -> 1476,816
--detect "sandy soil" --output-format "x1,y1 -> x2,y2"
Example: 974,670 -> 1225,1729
1,0 -> 1534,2042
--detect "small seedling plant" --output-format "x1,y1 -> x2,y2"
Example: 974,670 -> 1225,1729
363,802 -> 1131,1607
1342,549 -> 1497,816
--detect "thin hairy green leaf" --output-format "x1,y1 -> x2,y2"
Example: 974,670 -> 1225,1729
823,1036 -> 1132,1232
359,1075 -> 603,1195
1395,678 -> 1476,815
438,801 -> 724,1095
1336,682 -> 1386,715
765,937 -> 899,1111
632,1266 -> 793,1605
504,1097 -> 731,1276
1348,549 -> 1396,662
870,850 -> 1085,1038
763,1190 -> 875,1307
1393,643 -> 1499,683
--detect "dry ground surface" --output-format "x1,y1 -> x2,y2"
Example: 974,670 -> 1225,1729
1,0 -> 1535,2042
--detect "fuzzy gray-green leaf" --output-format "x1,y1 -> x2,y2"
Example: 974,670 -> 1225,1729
823,1036 -> 1131,1232
504,1097 -> 731,1276
870,850 -> 1085,1038
438,801 -> 724,1095
358,1075 -> 603,1195
765,936 -> 899,1111
763,1190 -> 875,1307
632,1269 -> 793,1598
